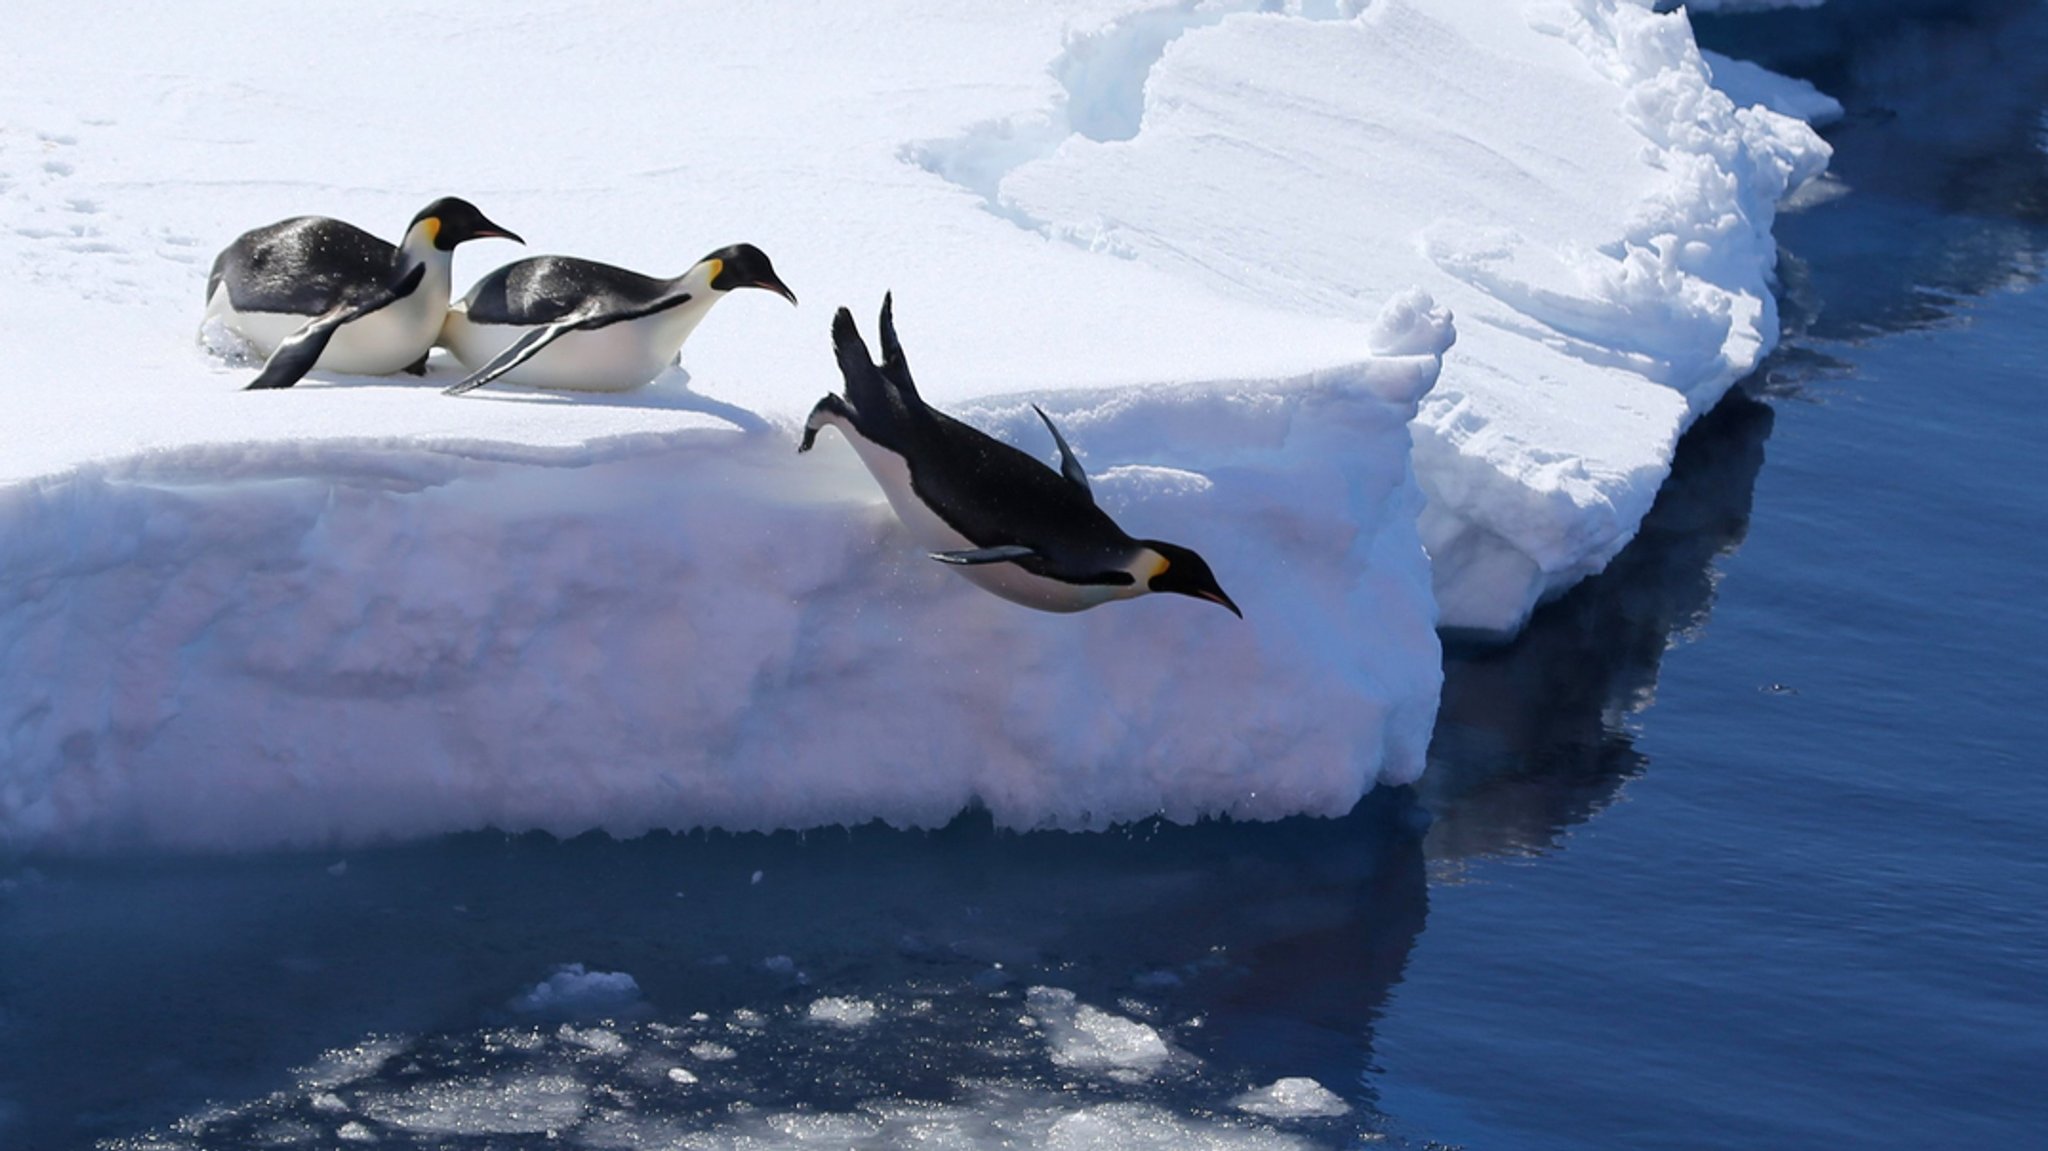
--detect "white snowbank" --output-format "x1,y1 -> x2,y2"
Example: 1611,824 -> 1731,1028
981,0 -> 1829,633
0,0 -> 1822,849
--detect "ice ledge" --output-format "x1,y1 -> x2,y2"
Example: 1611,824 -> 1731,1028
0,296 -> 1451,852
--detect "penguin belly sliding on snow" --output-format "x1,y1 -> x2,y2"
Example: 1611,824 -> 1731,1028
440,244 -> 796,395
800,295 -> 1240,617
204,197 -> 522,390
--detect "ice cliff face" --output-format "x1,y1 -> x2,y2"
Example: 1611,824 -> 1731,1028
0,0 -> 1826,849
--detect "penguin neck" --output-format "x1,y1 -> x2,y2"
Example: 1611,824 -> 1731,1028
650,264 -> 730,353
395,224 -> 455,306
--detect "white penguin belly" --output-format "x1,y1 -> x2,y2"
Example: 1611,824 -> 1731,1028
833,422 -> 1136,614
204,282 -> 445,376
442,300 -> 714,392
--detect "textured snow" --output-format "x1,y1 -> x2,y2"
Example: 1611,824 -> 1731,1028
0,0 -> 1822,849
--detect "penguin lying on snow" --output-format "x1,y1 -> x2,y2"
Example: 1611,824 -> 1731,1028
801,296 -> 1240,617
205,197 -> 521,390
440,244 -> 796,395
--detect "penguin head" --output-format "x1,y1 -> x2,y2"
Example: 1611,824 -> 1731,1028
1139,541 -> 1242,618
698,243 -> 798,304
409,197 -> 524,251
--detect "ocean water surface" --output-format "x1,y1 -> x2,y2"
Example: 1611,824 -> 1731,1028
4,5 -> 2047,1148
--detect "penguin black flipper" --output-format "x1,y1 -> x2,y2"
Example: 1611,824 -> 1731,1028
1031,404 -> 1092,502
931,545 -> 1038,565
831,308 -> 896,424
443,321 -> 574,395
245,262 -> 427,390
444,289 -> 698,396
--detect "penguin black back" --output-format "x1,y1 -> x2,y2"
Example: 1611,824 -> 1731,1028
827,300 -> 1137,576
462,257 -> 683,327
208,217 -> 398,315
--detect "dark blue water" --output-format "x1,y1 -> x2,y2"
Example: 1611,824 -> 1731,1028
5,6 -> 2048,1149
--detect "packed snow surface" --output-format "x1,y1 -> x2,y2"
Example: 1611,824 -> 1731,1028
0,0 -> 1824,849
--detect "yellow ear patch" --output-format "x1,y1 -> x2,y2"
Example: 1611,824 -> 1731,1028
421,217 -> 442,244
704,257 -> 725,283
1151,553 -> 1172,579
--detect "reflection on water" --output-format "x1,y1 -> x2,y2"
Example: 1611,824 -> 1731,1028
2,799 -> 1428,1149
1419,390 -> 1773,862
16,11 -> 2048,1148
1420,0 -> 2048,861
1698,0 -> 2048,336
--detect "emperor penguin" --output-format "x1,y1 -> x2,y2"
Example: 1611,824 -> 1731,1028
205,197 -> 522,390
800,295 -> 1241,617
439,244 -> 797,395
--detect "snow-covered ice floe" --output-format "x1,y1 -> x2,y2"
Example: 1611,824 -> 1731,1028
0,1 -> 1826,848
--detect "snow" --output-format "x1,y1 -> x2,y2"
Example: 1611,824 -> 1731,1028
0,0 -> 1824,849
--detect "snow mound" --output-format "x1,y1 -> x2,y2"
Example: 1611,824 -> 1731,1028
967,0 -> 1828,634
0,0 -> 1823,847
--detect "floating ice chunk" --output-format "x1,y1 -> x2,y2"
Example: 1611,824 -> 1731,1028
508,964 -> 643,1020
557,1024 -> 629,1056
665,1066 -> 698,1085
295,1038 -> 409,1091
767,1111 -> 886,1142
336,1120 -> 376,1143
360,1073 -> 588,1135
1046,1102 -> 1311,1150
1702,50 -> 1844,125
807,996 -> 880,1028
1027,987 -> 1172,1074
1233,1077 -> 1352,1119
689,1041 -> 737,1062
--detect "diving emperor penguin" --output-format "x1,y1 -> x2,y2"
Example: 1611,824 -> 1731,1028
800,296 -> 1241,617
205,197 -> 522,390
439,244 -> 796,395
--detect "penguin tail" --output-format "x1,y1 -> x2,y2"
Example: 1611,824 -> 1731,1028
831,306 -> 892,417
